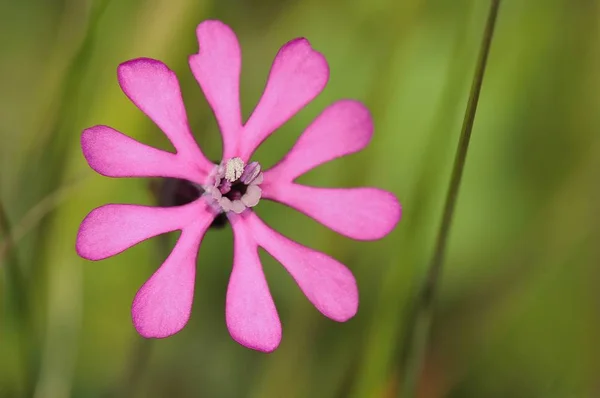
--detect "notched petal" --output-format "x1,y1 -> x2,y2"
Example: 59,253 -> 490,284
240,38 -> 330,161
264,100 -> 373,182
117,58 -> 213,174
189,20 -> 243,160
81,125 -> 203,182
246,212 -> 358,322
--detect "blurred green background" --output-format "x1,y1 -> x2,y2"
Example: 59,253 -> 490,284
1,0 -> 599,397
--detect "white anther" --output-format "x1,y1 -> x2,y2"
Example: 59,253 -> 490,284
224,157 -> 244,182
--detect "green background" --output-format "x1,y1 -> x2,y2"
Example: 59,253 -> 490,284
1,0 -> 599,397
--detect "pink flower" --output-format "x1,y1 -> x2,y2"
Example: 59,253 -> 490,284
76,20 -> 401,352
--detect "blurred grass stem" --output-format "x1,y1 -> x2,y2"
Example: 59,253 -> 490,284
399,1 -> 501,396
0,200 -> 35,396
31,2 -> 111,397
0,176 -> 88,263
116,338 -> 154,398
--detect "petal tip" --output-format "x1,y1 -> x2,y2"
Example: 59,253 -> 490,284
321,289 -> 358,323
80,125 -> 114,176
117,58 -> 173,92
132,299 -> 191,339
117,57 -> 167,73
75,239 -> 94,261
135,327 -> 167,339
366,190 -> 402,240
193,20 -> 239,60
75,239 -> 95,261
228,327 -> 282,353
330,281 -> 359,323
80,127 -> 95,166
356,189 -> 402,241
75,212 -> 105,261
285,37 -> 311,51
389,193 -> 403,226
341,98 -> 374,137
280,37 -> 330,81
133,319 -> 184,339
331,307 -> 358,323
133,324 -> 181,339
195,19 -> 233,37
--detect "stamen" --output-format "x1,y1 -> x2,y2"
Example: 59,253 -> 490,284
206,158 -> 264,215
240,162 -> 261,184
224,157 -> 244,182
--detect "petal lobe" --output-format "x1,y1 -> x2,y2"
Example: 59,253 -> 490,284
227,215 -> 281,352
117,58 -> 213,174
240,38 -> 329,161
262,184 -> 401,241
245,212 -> 358,321
132,224 -> 208,338
81,126 -> 204,182
76,204 -> 201,261
189,20 -> 243,160
265,100 -> 373,182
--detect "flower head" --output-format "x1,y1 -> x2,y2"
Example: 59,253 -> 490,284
76,20 -> 401,352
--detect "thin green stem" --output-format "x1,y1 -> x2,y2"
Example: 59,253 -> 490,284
400,1 -> 501,396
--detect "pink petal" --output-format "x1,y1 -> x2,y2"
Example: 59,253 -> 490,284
189,20 -> 242,160
227,215 -> 281,352
76,201 -> 211,261
239,38 -> 329,161
81,125 -> 204,183
117,58 -> 213,175
265,100 -> 373,182
262,184 -> 401,241
132,218 -> 212,338
245,212 -> 357,322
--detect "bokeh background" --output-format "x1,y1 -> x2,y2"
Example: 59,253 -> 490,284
1,0 -> 599,397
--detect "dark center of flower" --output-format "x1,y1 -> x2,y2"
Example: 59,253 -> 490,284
150,178 -> 227,228
151,178 -> 202,207
149,158 -> 264,229
223,179 -> 249,201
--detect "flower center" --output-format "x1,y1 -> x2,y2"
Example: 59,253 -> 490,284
206,157 -> 263,214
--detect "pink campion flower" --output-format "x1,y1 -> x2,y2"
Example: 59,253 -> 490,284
76,20 -> 401,352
